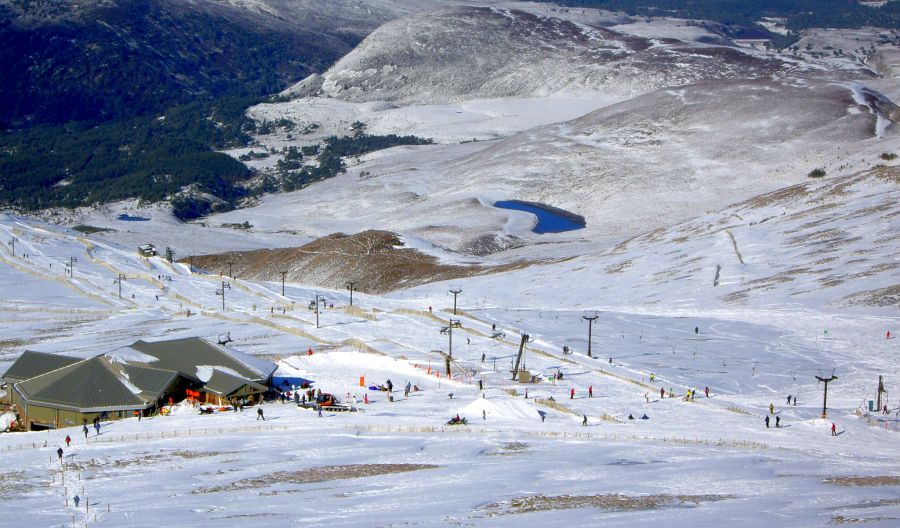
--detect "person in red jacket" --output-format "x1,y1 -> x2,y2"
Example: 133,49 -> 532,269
64,435 -> 71,447
588,386 -> 593,398
570,388 -> 575,400
831,423 -> 837,436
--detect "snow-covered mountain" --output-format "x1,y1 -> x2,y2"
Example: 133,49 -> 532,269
0,0 -> 476,126
235,6 -> 898,257
284,6 -> 870,104
1,5 -> 898,527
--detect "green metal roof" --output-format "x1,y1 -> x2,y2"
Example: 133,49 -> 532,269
120,364 -> 195,401
203,369 -> 268,397
2,351 -> 81,383
128,337 -> 274,382
15,356 -> 148,412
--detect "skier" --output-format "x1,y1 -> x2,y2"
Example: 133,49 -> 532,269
481,353 -> 485,363
364,393 -> 369,405
704,386 -> 710,398
82,425 -> 88,439
318,406 -> 323,418
405,381 -> 412,396
649,373 -> 655,382
65,435 -> 71,447
588,386 -> 593,398
256,407 -> 265,421
831,423 -> 837,436
386,379 -> 393,393
644,392 -> 650,403
477,379 -> 483,391
793,396 -> 797,406
74,495 -> 80,508
93,421 -> 100,436
482,410 -> 486,420
570,388 -> 575,400
694,326 -> 699,335
888,330 -> 893,340
776,416 -> 781,428
524,388 -> 529,399
787,395 -> 792,405
582,415 -> 588,426
57,447 -> 63,461
492,323 -> 496,331
660,387 -> 665,399
769,403 -> 775,415
764,416 -> 770,428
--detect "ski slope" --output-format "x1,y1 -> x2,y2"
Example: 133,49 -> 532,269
0,211 -> 897,527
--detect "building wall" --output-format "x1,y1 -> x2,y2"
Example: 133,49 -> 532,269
12,387 -> 139,430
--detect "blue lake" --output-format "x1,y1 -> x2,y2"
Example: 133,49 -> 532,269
117,213 -> 150,222
494,200 -> 586,234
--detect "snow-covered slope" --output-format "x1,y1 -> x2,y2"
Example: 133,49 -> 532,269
284,6 -> 867,104
226,78 -> 898,254
449,78 -> 896,240
423,166 -> 899,315
1,195 -> 898,527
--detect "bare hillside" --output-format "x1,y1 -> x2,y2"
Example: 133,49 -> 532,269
187,230 -> 530,294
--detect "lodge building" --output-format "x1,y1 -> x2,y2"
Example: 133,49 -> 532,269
0,337 -> 276,430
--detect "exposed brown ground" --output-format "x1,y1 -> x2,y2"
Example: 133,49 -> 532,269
482,493 -> 732,516
194,463 -> 440,494
185,230 -> 533,294
823,476 -> 900,487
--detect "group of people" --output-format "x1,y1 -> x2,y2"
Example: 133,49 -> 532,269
81,416 -> 101,438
